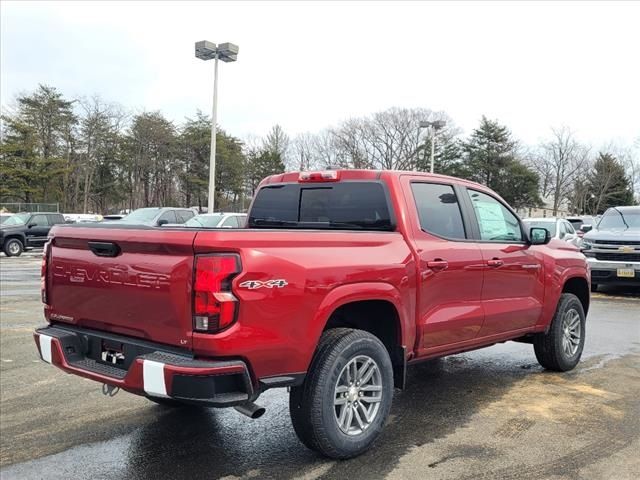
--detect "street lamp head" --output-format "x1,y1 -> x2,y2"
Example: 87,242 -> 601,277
195,40 -> 218,60
217,42 -> 239,63
195,41 -> 239,62
418,120 -> 447,130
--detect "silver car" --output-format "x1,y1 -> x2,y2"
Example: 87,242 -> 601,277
523,218 -> 581,247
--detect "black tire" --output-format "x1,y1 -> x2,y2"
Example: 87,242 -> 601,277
289,328 -> 394,459
3,238 -> 23,257
590,283 -> 598,293
534,293 -> 586,372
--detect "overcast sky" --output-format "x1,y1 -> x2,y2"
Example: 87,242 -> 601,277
2,1 -> 639,147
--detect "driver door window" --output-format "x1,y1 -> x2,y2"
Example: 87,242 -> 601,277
30,215 -> 49,227
466,190 -> 522,242
158,211 -> 177,225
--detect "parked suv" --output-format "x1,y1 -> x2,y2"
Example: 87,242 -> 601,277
582,206 -> 640,290
35,170 -> 590,458
0,212 -> 66,256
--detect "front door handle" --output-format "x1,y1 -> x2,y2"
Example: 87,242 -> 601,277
487,258 -> 504,267
427,259 -> 449,270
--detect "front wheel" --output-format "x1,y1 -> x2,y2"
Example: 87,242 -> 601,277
289,328 -> 394,459
534,293 -> 586,371
3,238 -> 23,257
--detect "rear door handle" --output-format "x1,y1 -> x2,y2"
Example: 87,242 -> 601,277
427,260 -> 449,270
487,258 -> 503,267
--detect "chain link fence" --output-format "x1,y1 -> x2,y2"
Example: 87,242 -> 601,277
0,203 -> 60,213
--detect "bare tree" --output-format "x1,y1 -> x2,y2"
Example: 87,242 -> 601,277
535,127 -> 590,215
76,96 -> 127,212
328,107 -> 455,171
291,132 -> 318,171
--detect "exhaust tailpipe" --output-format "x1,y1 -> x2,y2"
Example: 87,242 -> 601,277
234,402 -> 266,419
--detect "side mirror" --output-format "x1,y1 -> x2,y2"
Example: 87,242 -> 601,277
157,219 -> 169,226
27,223 -> 36,229
529,227 -> 551,245
580,224 -> 593,233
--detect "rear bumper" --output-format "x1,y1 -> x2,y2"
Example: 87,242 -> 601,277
34,325 -> 254,407
586,258 -> 640,286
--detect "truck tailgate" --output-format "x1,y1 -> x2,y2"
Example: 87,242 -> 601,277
46,226 -> 197,349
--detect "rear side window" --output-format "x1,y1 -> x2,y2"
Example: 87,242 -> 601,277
249,182 -> 393,231
411,183 -> 466,239
47,214 -> 64,225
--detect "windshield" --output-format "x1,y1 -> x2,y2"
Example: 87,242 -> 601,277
598,209 -> 640,229
2,213 -> 29,226
523,220 -> 557,236
120,208 -> 161,223
184,214 -> 224,227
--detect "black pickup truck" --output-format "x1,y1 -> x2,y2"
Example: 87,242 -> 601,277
0,212 -> 66,256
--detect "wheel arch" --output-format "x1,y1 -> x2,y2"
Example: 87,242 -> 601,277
309,283 -> 410,388
3,233 -> 26,245
562,276 -> 590,316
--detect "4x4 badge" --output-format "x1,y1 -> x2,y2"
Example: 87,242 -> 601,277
239,279 -> 288,289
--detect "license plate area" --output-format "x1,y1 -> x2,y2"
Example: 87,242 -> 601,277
617,268 -> 635,278
100,340 -> 126,366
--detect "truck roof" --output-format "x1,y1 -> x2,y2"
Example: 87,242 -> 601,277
262,169 -> 491,192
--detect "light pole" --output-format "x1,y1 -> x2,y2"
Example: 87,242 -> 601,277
418,120 -> 447,173
195,40 -> 239,213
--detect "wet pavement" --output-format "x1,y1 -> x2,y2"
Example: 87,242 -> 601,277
1,255 -> 639,479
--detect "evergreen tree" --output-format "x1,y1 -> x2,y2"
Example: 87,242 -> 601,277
0,116 -> 41,202
586,153 -> 634,213
461,116 -> 541,208
1,85 -> 77,204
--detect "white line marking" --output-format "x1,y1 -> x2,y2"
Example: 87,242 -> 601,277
143,360 -> 168,397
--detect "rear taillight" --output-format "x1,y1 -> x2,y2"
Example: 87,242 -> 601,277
41,240 -> 51,304
193,254 -> 241,333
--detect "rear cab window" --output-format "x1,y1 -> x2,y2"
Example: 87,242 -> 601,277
248,182 -> 394,231
47,214 -> 65,225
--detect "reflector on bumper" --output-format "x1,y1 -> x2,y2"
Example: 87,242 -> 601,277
39,334 -> 52,363
143,359 -> 168,397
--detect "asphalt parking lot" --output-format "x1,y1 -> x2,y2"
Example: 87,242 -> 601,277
1,253 -> 639,480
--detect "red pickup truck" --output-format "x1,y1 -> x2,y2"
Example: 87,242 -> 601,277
34,169 -> 590,458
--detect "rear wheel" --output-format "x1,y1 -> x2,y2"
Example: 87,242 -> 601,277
534,293 -> 586,372
3,238 -> 23,257
289,328 -> 394,459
